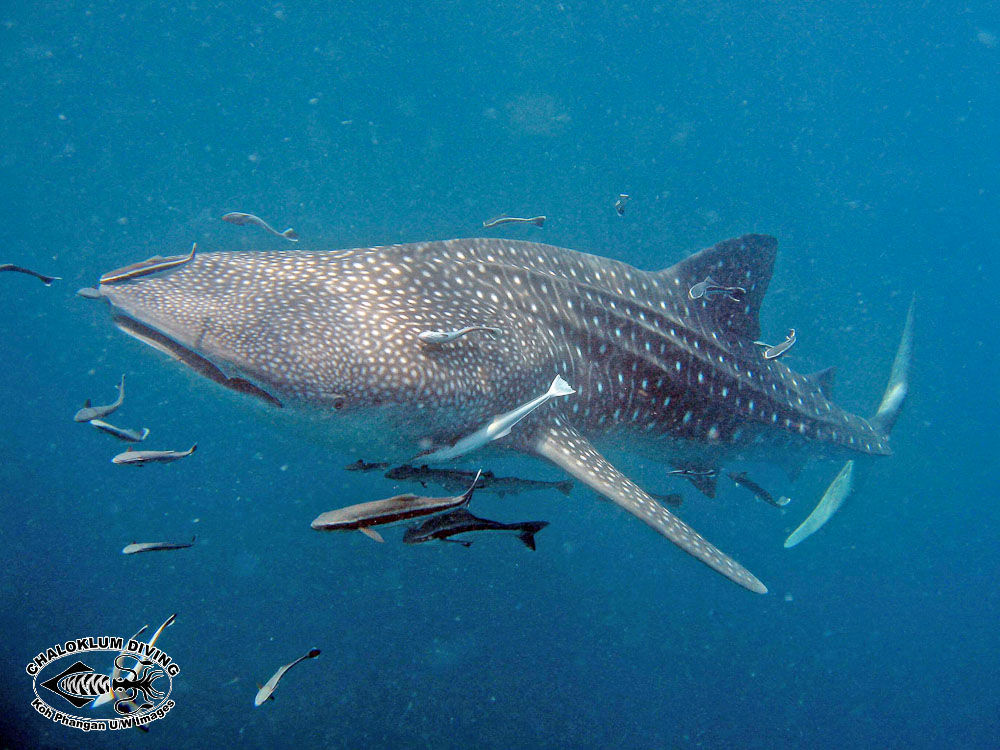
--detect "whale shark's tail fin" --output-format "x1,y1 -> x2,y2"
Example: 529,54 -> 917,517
870,295 -> 915,435
785,296 -> 915,548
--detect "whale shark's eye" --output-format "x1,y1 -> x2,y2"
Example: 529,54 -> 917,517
333,397 -> 345,410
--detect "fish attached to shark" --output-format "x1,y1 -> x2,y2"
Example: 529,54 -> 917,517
87,234 -> 912,594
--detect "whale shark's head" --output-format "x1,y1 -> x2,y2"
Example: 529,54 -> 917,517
98,250 -> 374,412
93,245 -> 528,460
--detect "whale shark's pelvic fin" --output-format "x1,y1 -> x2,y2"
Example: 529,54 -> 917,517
786,295 -> 915,548
529,416 -> 767,594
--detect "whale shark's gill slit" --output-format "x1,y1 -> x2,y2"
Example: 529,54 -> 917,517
529,416 -> 767,594
112,314 -> 283,409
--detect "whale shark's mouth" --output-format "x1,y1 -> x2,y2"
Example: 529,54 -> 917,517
112,314 -> 283,409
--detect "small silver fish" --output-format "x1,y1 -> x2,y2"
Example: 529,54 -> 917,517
90,419 -> 149,442
687,276 -> 746,302
221,212 -> 299,242
482,215 -> 545,229
112,444 -> 197,465
614,194 -> 630,216
74,375 -> 125,422
417,326 -> 502,344
254,649 -> 321,706
0,264 -> 60,285
99,243 -> 197,285
311,470 -> 482,539
761,329 -> 796,360
122,537 -> 195,554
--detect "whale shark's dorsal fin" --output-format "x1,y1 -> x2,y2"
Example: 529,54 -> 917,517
528,416 -> 767,594
659,234 -> 777,341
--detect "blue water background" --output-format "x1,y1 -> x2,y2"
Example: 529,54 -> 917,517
1,2 -> 997,748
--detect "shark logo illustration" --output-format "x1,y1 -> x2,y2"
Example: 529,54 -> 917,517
39,657 -> 166,714
88,234 -> 911,594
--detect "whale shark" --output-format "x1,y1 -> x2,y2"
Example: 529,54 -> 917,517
88,234 -> 910,594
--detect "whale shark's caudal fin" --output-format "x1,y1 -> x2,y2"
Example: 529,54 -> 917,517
785,296 -> 915,548
529,416 -> 767,594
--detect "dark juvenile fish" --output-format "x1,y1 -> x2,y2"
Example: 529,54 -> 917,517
100,244 -> 197,284
761,329 -> 796,360
728,471 -> 790,508
482,215 -> 546,229
112,444 -> 197,465
74,375 -> 125,422
222,212 -> 298,242
344,459 -> 390,472
0,264 -> 60,285
254,649 -> 321,706
385,464 -> 574,497
688,276 -> 746,302
614,194 -> 630,216
90,419 -> 149,442
122,537 -> 195,554
310,470 -> 482,541
403,508 -> 549,550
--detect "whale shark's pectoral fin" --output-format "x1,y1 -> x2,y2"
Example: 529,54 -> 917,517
527,417 -> 767,594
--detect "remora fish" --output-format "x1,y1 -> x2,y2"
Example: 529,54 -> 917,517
417,326 -> 502,344
688,276 -> 746,302
222,212 -> 299,242
0,263 -> 60,285
421,375 -> 575,462
310,471 -> 482,540
403,508 -> 549,549
385,464 -> 573,497
90,235 -> 913,594
344,459 -> 390,472
91,419 -> 149,442
727,471 -> 789,508
483,215 -> 545,228
99,243 -> 196,285
759,329 -> 796,360
74,375 -> 125,422
112,444 -> 197,465
122,537 -> 196,554
254,649 -> 321,706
